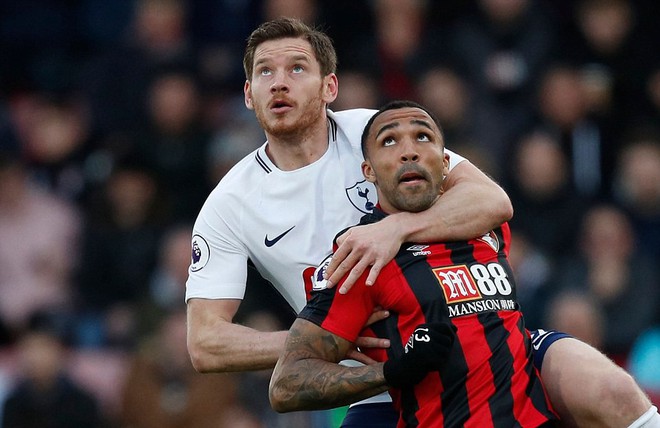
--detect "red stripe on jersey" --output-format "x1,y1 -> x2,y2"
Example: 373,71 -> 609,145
504,313 -> 552,426
410,373 -> 445,427
455,315 -> 495,428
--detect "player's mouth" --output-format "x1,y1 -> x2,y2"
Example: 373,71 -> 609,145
270,99 -> 294,114
398,170 -> 427,185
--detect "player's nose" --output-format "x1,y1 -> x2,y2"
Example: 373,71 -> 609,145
400,138 -> 420,162
270,71 -> 290,93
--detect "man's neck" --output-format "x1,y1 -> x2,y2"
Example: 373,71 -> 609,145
265,117 -> 330,171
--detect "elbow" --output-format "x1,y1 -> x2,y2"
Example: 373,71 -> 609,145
188,340 -> 213,373
187,336 -> 228,373
493,186 -> 514,223
268,377 -> 294,413
269,391 -> 290,413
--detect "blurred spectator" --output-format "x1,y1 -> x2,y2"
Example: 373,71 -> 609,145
445,0 -> 559,169
508,230 -> 554,330
338,0 -> 430,101
131,68 -> 212,223
0,151 -> 80,342
1,311 -> 102,428
188,0 -> 260,93
553,204 -> 660,361
8,92 -> 95,203
331,69 -> 381,111
559,0 -> 651,130
533,64 -> 614,197
414,66 -> 500,178
80,0 -> 198,137
75,159 -> 164,349
119,307 -> 242,428
544,289 -> 606,350
261,0 -> 319,24
505,130 -> 588,261
207,95 -> 265,183
613,134 -> 660,266
148,224 -> 192,313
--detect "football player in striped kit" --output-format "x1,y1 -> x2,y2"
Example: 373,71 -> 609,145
270,100 -> 558,427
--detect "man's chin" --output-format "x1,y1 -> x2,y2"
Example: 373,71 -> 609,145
394,191 -> 436,213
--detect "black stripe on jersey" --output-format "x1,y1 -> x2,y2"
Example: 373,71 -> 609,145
255,151 -> 272,173
480,312 -> 518,427
395,250 -> 452,426
298,287 -> 336,326
440,240 -> 476,423
328,116 -> 337,142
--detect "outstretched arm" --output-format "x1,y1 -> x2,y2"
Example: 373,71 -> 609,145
187,298 -> 290,372
187,299 -> 389,373
269,318 -> 389,412
326,160 -> 513,292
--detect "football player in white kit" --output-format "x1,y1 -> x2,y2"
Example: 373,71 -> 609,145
186,17 -> 659,428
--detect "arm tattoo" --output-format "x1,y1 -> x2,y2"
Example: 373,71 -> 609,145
270,319 -> 389,411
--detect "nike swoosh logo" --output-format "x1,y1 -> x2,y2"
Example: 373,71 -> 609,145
264,226 -> 295,247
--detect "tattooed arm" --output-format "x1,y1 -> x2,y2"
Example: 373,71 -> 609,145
269,318 -> 390,412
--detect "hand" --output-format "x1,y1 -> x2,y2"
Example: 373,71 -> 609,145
383,322 -> 456,388
324,217 -> 404,294
346,307 -> 391,365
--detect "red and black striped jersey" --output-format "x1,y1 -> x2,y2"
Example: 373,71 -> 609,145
299,210 -> 556,427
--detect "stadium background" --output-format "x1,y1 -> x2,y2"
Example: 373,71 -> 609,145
0,0 -> 658,426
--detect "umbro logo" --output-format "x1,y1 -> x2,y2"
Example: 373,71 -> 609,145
407,244 -> 431,256
264,226 -> 295,247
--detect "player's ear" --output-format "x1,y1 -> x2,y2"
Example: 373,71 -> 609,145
322,73 -> 338,104
362,160 -> 376,183
442,152 -> 450,177
244,80 -> 254,110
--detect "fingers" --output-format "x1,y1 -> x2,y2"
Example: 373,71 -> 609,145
323,222 -> 399,292
345,349 -> 378,365
355,336 -> 390,349
324,242 -> 352,289
365,307 -> 389,326
364,262 -> 385,287
327,253 -> 360,291
338,259 -> 371,294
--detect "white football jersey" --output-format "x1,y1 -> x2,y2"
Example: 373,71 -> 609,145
186,108 -> 465,311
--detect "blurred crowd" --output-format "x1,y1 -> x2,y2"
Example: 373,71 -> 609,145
0,0 -> 659,426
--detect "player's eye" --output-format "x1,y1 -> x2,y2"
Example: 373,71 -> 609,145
292,65 -> 304,73
383,137 -> 396,147
260,68 -> 272,76
417,133 -> 431,142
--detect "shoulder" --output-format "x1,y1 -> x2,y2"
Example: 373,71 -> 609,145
212,145 -> 270,193
198,146 -> 268,219
328,108 -> 377,133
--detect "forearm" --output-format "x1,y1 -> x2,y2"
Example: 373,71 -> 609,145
192,323 -> 288,373
187,299 -> 288,373
270,359 -> 389,412
394,165 -> 512,242
269,318 -> 390,412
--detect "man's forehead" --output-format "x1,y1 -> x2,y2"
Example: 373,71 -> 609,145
373,107 -> 436,131
254,37 -> 314,61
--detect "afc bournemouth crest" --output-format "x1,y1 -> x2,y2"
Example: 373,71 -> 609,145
477,230 -> 500,252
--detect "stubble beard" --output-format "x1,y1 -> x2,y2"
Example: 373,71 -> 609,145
381,176 -> 441,213
391,187 -> 438,213
255,89 -> 326,144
